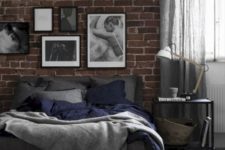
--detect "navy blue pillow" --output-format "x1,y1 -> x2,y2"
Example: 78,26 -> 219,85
86,80 -> 129,105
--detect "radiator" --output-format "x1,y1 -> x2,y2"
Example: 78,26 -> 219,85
207,84 -> 225,133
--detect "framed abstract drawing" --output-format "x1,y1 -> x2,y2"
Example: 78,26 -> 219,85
41,36 -> 80,67
33,7 -> 53,32
0,22 -> 29,54
87,13 -> 126,68
59,7 -> 77,32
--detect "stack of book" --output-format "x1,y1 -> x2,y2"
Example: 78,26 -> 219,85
200,116 -> 212,148
158,97 -> 186,102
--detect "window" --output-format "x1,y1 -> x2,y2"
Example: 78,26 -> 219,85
205,0 -> 225,61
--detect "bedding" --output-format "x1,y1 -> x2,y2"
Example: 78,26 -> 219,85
0,75 -> 163,150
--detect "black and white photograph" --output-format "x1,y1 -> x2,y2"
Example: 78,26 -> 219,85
0,22 -> 29,54
87,13 -> 126,68
33,7 -> 53,32
60,7 -> 77,32
41,36 -> 80,67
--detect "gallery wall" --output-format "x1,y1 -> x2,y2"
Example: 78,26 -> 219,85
0,0 -> 160,112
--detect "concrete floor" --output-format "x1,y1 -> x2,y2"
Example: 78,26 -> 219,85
215,133 -> 225,149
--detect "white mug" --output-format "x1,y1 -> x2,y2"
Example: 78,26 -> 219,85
169,87 -> 178,98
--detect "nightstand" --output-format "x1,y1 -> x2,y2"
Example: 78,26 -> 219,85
152,99 -> 214,150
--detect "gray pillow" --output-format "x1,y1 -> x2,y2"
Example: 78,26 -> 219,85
91,76 -> 137,102
12,82 -> 46,109
46,79 -> 86,91
33,89 -> 83,104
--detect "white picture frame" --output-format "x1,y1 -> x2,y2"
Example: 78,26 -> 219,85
87,13 -> 126,68
33,8 -> 53,32
41,36 -> 80,67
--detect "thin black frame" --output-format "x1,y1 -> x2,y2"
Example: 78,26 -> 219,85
87,13 -> 127,68
41,35 -> 81,68
0,22 -> 29,54
33,7 -> 53,32
59,7 -> 78,32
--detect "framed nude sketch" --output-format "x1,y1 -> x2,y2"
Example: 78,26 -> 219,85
41,36 -> 80,67
59,7 -> 77,32
87,13 -> 126,68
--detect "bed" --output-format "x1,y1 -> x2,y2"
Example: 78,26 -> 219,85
0,75 -> 164,150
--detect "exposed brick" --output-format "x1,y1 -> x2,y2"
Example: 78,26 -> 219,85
127,21 -> 144,27
140,13 -> 154,19
5,8 -> 24,15
127,13 -> 140,20
115,0 -> 132,6
128,40 -> 147,47
54,1 -> 73,6
144,6 -> 160,12
86,7 -> 105,13
6,81 -> 17,87
134,0 -> 159,6
133,69 -> 152,75
74,1 -> 93,6
0,0 -> 160,112
94,0 -> 113,6
55,69 -> 75,76
138,27 -> 157,33
136,55 -> 155,61
125,7 -> 143,12
0,81 -> 6,87
127,34 -> 144,40
104,7 -> 124,12
2,75 -> 19,81
127,48 -> 144,54
136,61 -> 154,68
144,33 -> 160,40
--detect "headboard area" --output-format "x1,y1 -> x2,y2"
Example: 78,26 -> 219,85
12,75 -> 143,109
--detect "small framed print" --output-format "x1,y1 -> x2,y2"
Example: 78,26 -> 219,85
33,7 -> 53,32
60,7 -> 77,32
41,36 -> 80,67
0,22 -> 29,54
87,13 -> 126,68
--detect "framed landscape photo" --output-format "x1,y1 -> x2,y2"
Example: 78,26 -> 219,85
87,13 -> 126,68
60,7 -> 77,32
41,36 -> 80,67
33,7 -> 53,32
0,22 -> 29,54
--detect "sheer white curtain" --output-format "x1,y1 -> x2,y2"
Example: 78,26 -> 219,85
159,0 -> 206,140
160,0 -> 206,95
161,0 -> 206,64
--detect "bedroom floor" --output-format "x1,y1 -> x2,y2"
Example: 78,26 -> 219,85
215,133 -> 225,150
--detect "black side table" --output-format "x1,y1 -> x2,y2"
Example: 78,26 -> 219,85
152,99 -> 214,150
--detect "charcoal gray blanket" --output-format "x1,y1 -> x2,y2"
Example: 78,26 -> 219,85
0,110 -> 164,150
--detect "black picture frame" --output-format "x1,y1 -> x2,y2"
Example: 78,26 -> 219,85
41,35 -> 80,68
59,7 -> 77,32
87,13 -> 126,68
0,22 -> 29,54
33,7 -> 53,32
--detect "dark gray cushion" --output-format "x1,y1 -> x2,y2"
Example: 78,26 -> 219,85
91,76 -> 137,102
46,79 -> 86,91
12,82 -> 46,109
32,89 -> 83,103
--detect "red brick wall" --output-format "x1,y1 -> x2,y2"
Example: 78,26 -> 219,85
0,0 -> 160,112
